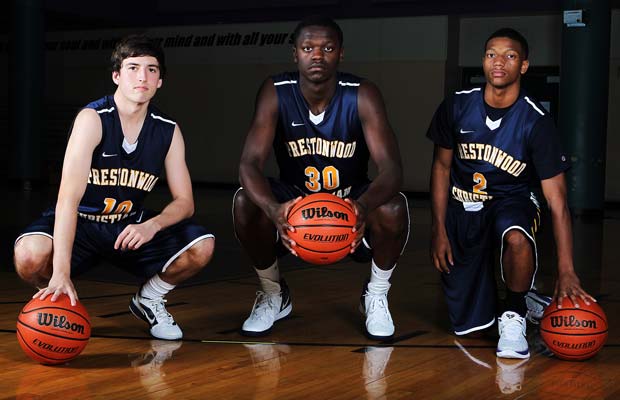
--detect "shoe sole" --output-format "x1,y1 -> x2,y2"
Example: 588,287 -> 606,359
359,304 -> 394,341
496,349 -> 530,359
240,303 -> 292,337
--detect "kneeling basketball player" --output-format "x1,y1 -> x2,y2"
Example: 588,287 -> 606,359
233,16 -> 409,339
427,28 -> 595,358
13,35 -> 215,341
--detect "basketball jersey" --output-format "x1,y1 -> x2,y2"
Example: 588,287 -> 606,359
77,95 -> 175,223
272,71 -> 370,199
447,87 -> 557,205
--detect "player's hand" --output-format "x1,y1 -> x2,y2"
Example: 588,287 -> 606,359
345,198 -> 367,253
34,272 -> 78,306
430,229 -> 453,273
115,220 -> 159,251
266,196 -> 302,256
553,269 -> 596,309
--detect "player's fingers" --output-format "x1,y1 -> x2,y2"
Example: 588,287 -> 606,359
569,293 -> 580,308
50,289 -> 61,302
556,292 -> 566,309
578,292 -> 591,306
114,229 -> 129,249
68,290 -> 77,306
446,247 -> 454,266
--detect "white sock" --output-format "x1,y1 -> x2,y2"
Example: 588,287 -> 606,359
256,260 -> 281,294
140,274 -> 175,299
368,260 -> 395,294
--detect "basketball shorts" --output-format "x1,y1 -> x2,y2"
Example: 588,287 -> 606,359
15,208 -> 214,279
442,195 -> 540,335
234,178 -> 410,263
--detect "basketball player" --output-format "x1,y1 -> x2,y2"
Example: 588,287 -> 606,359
427,28 -> 596,358
233,16 -> 409,339
13,35 -> 215,340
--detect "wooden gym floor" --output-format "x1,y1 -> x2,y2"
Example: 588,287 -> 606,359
0,185 -> 618,399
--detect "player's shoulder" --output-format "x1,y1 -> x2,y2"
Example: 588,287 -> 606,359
84,95 -> 115,114
518,91 -> 549,118
271,71 -> 298,86
147,103 -> 177,127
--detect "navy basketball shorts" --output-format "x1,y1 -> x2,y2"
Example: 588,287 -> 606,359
442,195 -> 540,335
233,178 -> 410,263
15,208 -> 214,279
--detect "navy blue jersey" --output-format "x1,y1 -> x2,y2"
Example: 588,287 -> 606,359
272,71 -> 370,198
77,95 -> 175,223
427,87 -> 569,204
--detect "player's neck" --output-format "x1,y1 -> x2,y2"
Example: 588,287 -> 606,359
484,82 -> 520,109
113,91 -> 150,123
299,76 -> 337,115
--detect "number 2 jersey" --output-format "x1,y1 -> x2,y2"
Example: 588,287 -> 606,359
426,87 -> 569,206
272,71 -> 370,198
77,95 -> 175,223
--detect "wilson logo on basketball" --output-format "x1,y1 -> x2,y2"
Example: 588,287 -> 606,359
550,315 -> 597,329
301,207 -> 349,221
303,233 -> 350,243
37,313 -> 86,334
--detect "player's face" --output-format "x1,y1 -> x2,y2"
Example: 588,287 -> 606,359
112,56 -> 163,104
483,37 -> 529,90
293,26 -> 343,84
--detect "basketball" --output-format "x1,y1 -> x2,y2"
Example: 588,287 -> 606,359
540,297 -> 607,361
287,193 -> 357,265
17,294 -> 91,365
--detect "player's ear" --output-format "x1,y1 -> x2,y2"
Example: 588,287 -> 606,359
339,47 -> 344,62
292,46 -> 298,63
112,70 -> 120,85
157,78 -> 163,89
520,59 -> 529,75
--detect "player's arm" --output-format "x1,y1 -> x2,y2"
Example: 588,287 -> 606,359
238,78 -> 300,252
114,125 -> 194,251
36,108 -> 103,306
541,173 -> 596,307
355,81 -> 402,215
430,144 -> 454,273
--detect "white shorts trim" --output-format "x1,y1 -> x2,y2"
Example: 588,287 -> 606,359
499,226 -> 538,289
454,317 -> 495,336
161,234 -> 215,273
14,232 -> 53,246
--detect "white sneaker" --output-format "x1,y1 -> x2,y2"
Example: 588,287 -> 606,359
495,357 -> 528,394
497,311 -> 529,359
241,279 -> 292,336
525,290 -> 552,324
360,280 -> 394,340
130,294 -> 183,340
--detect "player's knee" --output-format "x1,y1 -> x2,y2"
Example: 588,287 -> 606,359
186,237 -> 215,269
373,196 -> 408,235
13,245 -> 50,284
504,230 -> 530,252
233,189 -> 260,225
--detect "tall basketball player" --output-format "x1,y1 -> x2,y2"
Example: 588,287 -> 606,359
233,16 -> 409,339
427,28 -> 596,358
14,35 -> 215,340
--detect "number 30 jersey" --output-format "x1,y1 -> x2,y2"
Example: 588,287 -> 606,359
272,71 -> 370,198
76,95 -> 175,223
427,87 -> 569,205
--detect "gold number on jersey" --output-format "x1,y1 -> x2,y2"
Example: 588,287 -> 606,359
304,166 -> 341,192
473,172 -> 488,195
102,198 -> 134,214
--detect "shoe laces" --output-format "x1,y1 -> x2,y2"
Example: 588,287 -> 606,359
145,298 -> 175,324
365,292 -> 391,320
501,317 -> 524,340
252,291 -> 279,320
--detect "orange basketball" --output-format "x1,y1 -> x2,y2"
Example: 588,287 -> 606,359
17,294 -> 91,365
540,297 -> 607,361
287,193 -> 357,265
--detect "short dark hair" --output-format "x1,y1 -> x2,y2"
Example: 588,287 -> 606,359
292,15 -> 343,47
111,34 -> 166,78
485,28 -> 529,60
